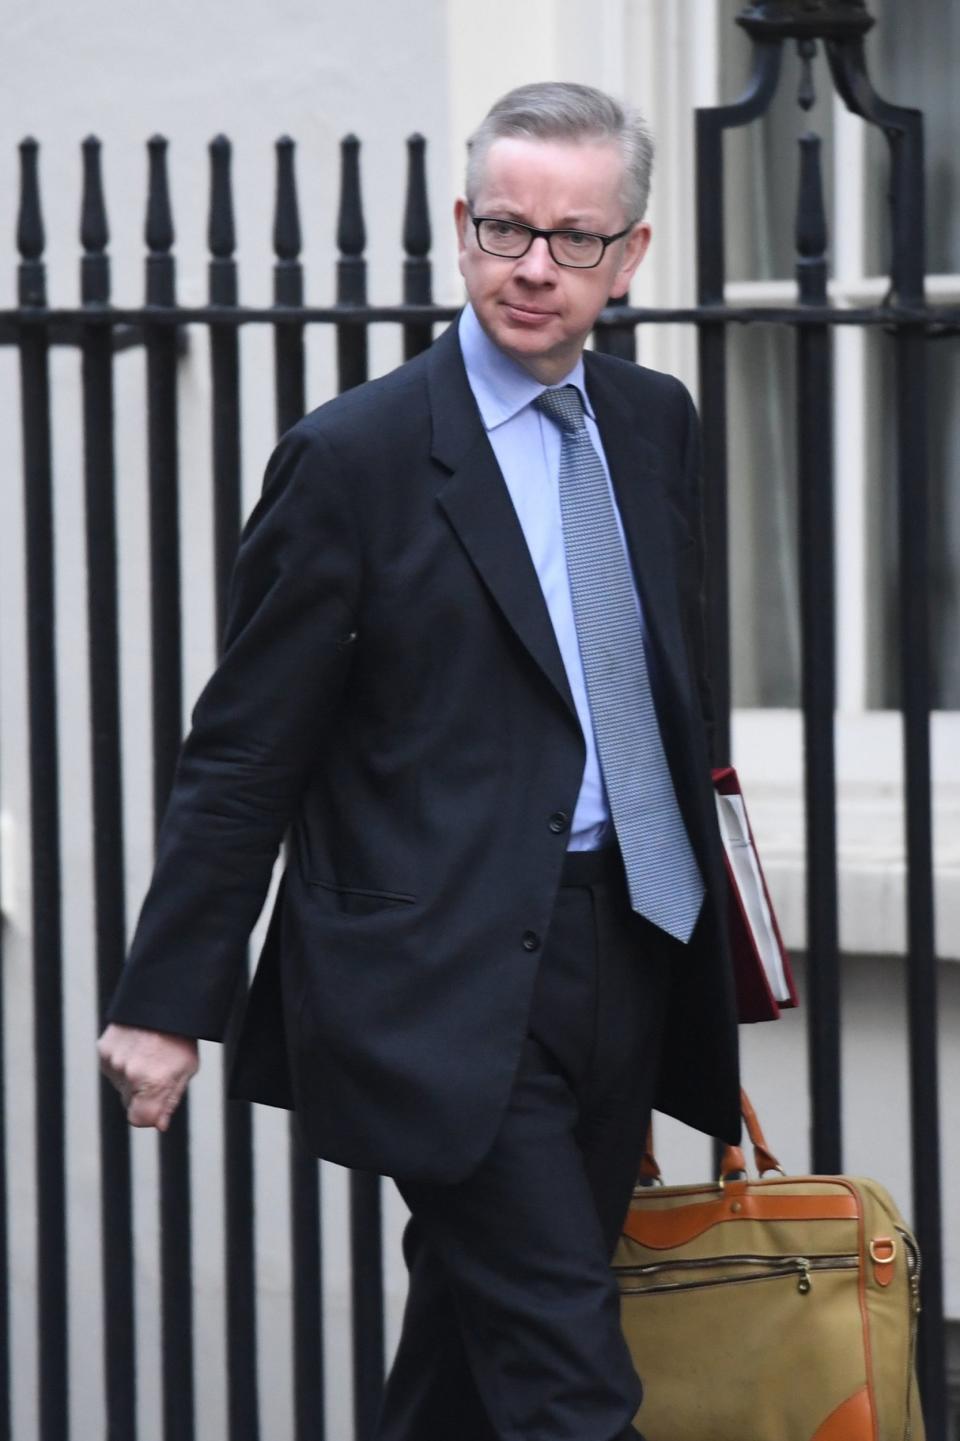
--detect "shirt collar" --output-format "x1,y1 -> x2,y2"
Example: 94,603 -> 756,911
458,303 -> 595,432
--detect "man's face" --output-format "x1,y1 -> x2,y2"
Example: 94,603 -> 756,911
455,135 -> 650,384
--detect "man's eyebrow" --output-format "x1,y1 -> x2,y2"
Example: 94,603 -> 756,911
479,206 -> 604,230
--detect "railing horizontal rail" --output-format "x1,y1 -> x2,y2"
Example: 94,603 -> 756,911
1,302 -> 959,343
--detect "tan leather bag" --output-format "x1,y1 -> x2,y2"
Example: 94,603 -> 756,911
613,1093 -> 925,1440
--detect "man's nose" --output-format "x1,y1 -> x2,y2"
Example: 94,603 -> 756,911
514,235 -> 557,283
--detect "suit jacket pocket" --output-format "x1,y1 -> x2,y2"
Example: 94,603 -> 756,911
306,877 -> 418,917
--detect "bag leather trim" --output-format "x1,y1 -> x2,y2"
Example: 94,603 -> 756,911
810,1385 -> 872,1440
623,1192 -> 859,1248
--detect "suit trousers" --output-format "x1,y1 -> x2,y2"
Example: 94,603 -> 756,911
374,849 -> 678,1441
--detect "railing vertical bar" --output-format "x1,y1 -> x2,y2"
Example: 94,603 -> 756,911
143,134 -> 195,1441
289,1144 -> 324,1441
826,35 -> 947,1422
890,105 -> 944,1430
696,317 -> 732,764
0,714 -> 7,1441
888,99 -> 946,1437
401,134 -> 434,360
695,113 -> 734,1187
348,1173 -> 384,1441
208,135 -> 244,631
694,39 -> 783,1181
272,135 -> 325,1441
208,133 -> 260,1441
794,121 -> 841,1173
897,322 -> 945,1437
592,293 -> 635,361
693,39 -> 783,770
80,135 -> 138,1441
335,132 -> 385,1441
17,136 -> 69,1441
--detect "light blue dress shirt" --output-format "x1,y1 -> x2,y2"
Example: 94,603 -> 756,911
458,303 -> 647,851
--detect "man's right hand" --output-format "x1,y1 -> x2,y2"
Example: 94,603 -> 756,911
97,1023 -> 200,1132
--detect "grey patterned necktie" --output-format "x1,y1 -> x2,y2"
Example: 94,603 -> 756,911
535,384 -> 704,943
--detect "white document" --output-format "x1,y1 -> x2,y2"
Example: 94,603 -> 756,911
714,792 -> 792,1003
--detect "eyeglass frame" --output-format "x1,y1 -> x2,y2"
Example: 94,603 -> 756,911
468,212 -> 635,270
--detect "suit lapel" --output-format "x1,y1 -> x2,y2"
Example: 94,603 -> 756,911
428,325 -> 578,723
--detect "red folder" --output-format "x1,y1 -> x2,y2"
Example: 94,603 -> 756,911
712,765 -> 799,1023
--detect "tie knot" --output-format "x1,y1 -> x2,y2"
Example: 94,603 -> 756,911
535,384 -> 586,434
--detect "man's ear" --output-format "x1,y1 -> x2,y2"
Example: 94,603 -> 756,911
454,197 -> 470,259
609,221 -> 651,300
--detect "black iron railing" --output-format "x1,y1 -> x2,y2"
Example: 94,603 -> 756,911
0,2 -> 956,1439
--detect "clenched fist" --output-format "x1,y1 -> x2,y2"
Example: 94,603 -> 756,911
98,1024 -> 199,1132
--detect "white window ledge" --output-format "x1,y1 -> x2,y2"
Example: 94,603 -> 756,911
731,710 -> 960,962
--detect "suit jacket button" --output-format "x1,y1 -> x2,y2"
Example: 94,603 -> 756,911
548,811 -> 569,834
521,931 -> 540,952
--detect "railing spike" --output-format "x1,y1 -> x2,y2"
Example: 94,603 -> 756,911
336,135 -> 367,379
145,135 -> 174,255
81,136 -> 110,304
207,135 -> 235,260
144,135 -> 175,305
17,137 -> 46,306
337,135 -> 366,258
17,137 -> 45,261
81,136 -> 109,255
400,133 -> 433,356
273,136 -> 301,262
402,133 -> 431,260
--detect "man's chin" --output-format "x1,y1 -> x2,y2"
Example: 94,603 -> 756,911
497,319 -> 562,359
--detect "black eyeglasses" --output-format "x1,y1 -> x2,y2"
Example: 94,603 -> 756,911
469,213 -> 633,269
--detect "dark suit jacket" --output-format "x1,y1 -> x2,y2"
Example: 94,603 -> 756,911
107,319 -> 741,1183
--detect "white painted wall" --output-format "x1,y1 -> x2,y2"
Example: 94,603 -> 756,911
1,2 -> 957,1437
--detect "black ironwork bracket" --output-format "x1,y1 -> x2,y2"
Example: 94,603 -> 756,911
736,0 -> 874,41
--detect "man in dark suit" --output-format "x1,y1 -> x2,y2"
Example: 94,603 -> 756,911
100,81 -> 740,1441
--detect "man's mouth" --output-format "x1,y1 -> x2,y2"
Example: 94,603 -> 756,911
503,303 -> 555,320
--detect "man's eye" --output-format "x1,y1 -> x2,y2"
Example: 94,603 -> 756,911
563,231 -> 591,247
490,221 -> 523,237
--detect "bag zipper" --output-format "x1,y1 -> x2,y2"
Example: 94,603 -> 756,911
894,1226 -> 921,1441
616,1252 -> 858,1297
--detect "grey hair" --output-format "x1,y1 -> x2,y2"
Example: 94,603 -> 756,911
465,82 -> 655,225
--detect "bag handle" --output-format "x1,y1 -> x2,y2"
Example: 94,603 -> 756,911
738,1088 -> 783,1176
638,1087 -> 784,1186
